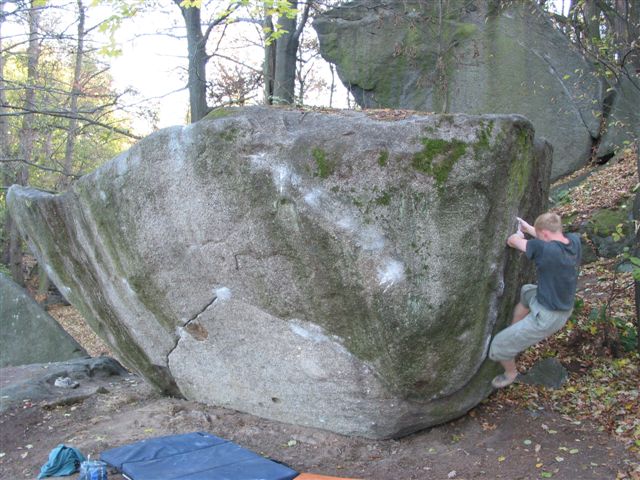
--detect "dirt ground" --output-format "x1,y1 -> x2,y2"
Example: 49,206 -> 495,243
0,362 -> 637,480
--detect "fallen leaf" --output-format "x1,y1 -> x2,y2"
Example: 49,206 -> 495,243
482,422 -> 497,431
20,452 -> 28,459
570,449 -> 579,454
498,456 -> 506,462
541,472 -> 553,478
535,444 -> 542,453
536,463 -> 544,468
524,439 -> 532,445
447,471 -> 457,479
556,456 -> 565,462
287,440 -> 297,447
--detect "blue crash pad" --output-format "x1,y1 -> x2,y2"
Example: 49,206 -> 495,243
100,432 -> 298,480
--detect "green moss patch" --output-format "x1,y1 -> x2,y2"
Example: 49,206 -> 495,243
412,138 -> 467,185
204,107 -> 237,120
506,126 -> 533,202
587,207 -> 629,236
375,191 -> 392,206
378,150 -> 389,167
476,121 -> 495,150
312,147 -> 335,179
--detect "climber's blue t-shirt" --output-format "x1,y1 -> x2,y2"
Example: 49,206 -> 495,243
525,233 -> 581,311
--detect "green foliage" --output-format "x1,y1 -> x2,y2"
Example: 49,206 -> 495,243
587,207 -> 628,237
551,188 -> 573,207
264,0 -> 298,19
2,28 -> 133,194
580,304 -> 636,352
629,255 -> 640,282
92,0 -> 147,56
614,214 -> 640,280
0,253 -> 10,277
262,0 -> 300,45
611,223 -> 625,242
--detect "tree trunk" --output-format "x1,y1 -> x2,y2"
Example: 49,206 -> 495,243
329,63 -> 335,108
583,0 -> 601,46
268,0 -> 310,106
611,0 -> 627,63
20,0 -> 40,187
263,7 -> 276,104
0,0 -> 11,266
61,0 -> 85,189
623,0 -> 639,72
272,1 -> 298,105
9,0 -> 41,285
0,1 -> 8,167
176,1 -> 210,122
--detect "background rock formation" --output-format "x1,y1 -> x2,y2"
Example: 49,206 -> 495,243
314,0 -> 605,180
0,273 -> 87,367
8,106 -> 550,438
597,75 -> 640,158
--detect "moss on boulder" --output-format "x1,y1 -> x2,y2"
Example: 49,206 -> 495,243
314,0 -> 603,180
7,106 -> 550,438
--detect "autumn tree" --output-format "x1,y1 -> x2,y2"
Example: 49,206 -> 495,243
1,0 -> 137,283
544,1 -> 639,88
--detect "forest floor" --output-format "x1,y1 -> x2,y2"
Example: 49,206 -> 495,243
1,152 -> 639,480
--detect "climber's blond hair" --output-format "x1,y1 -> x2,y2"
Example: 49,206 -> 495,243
534,212 -> 562,233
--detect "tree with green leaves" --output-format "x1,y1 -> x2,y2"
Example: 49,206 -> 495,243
173,0 -> 248,122
263,0 -> 310,105
175,0 -> 311,119
1,0 -> 137,284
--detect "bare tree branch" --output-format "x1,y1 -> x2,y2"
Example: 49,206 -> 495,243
294,1 -> 312,41
0,157 -> 82,178
202,1 -> 241,44
1,105 -> 141,139
210,53 -> 262,74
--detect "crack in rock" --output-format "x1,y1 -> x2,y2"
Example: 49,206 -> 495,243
166,294 -> 218,361
166,286 -> 234,362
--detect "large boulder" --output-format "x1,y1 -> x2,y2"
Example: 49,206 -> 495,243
0,273 -> 87,367
597,74 -> 640,157
313,0 -> 602,180
7,106 -> 550,438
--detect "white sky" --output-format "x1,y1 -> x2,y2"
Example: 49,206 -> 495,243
103,4 -> 348,135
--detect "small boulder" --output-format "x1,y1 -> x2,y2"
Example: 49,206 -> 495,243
0,273 -> 87,368
518,358 -> 568,389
